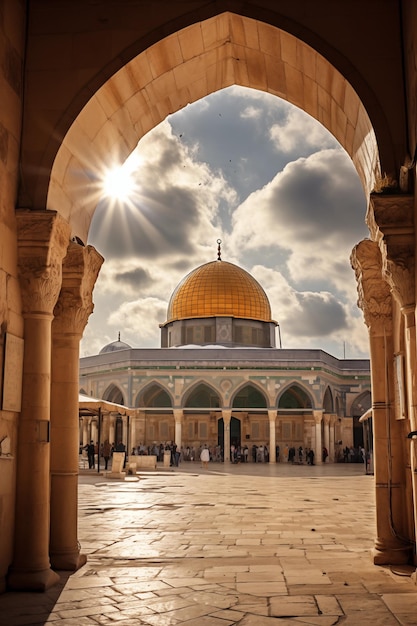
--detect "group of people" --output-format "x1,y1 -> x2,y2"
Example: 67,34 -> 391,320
279,444 -> 316,465
84,440 -> 370,470
342,445 -> 367,464
83,440 -> 126,470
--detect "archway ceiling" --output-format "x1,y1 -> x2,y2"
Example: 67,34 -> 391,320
47,12 -> 379,242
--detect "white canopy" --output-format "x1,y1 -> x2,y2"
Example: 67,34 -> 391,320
359,408 -> 372,423
78,393 -> 137,416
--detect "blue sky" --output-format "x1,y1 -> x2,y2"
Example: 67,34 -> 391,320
81,85 -> 370,359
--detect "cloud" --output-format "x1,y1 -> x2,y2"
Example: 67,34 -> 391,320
241,105 -> 263,119
89,121 -> 236,260
114,266 -> 153,290
247,264 -> 368,356
107,297 -> 168,344
269,107 -> 338,154
230,148 -> 367,292
81,87 -> 370,360
284,291 -> 347,336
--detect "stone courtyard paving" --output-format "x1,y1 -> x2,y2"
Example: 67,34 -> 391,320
2,462 -> 417,625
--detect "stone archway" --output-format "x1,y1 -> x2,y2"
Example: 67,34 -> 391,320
46,12 -> 380,244
6,2 -> 415,593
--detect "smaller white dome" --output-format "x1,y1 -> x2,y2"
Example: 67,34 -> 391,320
99,333 -> 131,354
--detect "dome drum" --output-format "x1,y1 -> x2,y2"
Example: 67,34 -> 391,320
161,316 -> 277,348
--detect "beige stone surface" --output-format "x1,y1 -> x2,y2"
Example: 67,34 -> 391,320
1,463 -> 417,624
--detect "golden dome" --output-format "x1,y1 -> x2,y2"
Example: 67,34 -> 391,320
166,260 -> 272,323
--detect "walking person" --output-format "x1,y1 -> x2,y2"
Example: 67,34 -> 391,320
103,439 -> 111,470
200,444 -> 210,468
86,440 -> 95,469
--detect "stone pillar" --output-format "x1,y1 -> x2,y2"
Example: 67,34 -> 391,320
173,409 -> 183,449
122,415 -> 128,448
268,410 -> 277,463
313,410 -> 323,465
130,414 -> 137,450
8,211 -> 70,591
351,238 -> 410,564
109,415 -> 116,446
102,414 -> 110,444
135,411 -> 146,445
50,242 -> 103,571
91,419 -> 98,445
82,418 -> 88,447
323,414 -> 330,462
368,194 -> 417,554
329,415 -> 337,462
222,410 -> 232,462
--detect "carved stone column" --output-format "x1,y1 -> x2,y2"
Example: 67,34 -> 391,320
82,418 -> 88,447
367,193 -> 417,554
122,415 -> 128,448
222,410 -> 232,462
91,418 -> 97,444
173,409 -> 183,449
351,238 -> 410,564
135,411 -> 146,445
313,410 -> 323,464
8,210 -> 70,591
323,413 -> 330,462
130,414 -> 137,450
329,414 -> 337,462
50,242 -> 103,571
268,410 -> 277,463
109,415 -> 116,446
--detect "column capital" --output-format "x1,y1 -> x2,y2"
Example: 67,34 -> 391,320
313,410 -> 323,425
329,414 -> 338,426
367,194 -> 414,243
268,409 -> 277,421
17,210 -> 71,316
323,413 -> 330,425
53,242 -> 104,336
173,408 -> 184,422
367,194 -> 415,313
222,409 -> 232,422
351,239 -> 392,335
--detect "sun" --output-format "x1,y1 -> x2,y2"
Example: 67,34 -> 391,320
102,152 -> 143,202
103,164 -> 136,201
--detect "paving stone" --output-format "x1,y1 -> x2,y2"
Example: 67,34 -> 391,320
1,464 -> 416,626
270,595 -> 318,616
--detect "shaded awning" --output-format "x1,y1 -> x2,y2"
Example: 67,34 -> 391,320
359,408 -> 372,423
79,393 -> 137,417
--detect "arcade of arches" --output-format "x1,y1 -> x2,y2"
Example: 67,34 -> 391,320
79,257 -> 371,466
1,0 -> 417,593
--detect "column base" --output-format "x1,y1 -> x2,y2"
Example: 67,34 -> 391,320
7,567 -> 60,591
372,541 -> 412,566
50,551 -> 87,571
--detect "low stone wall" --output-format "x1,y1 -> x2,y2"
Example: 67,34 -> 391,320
128,455 -> 157,470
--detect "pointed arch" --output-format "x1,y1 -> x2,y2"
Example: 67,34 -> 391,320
102,384 -> 125,405
323,386 -> 334,413
232,383 -> 267,409
136,382 -> 173,408
350,390 -> 371,417
48,12 -> 379,243
278,383 -> 313,409
183,382 -> 221,408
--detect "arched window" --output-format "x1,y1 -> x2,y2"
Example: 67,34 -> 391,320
140,384 -> 172,407
103,384 -> 124,405
185,383 -> 220,408
232,385 -> 267,408
278,385 -> 312,409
